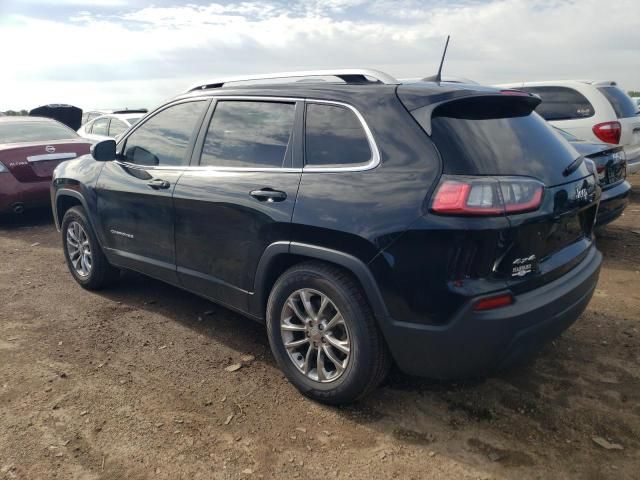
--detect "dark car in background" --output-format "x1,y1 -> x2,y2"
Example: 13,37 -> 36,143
555,127 -> 630,227
0,117 -> 91,215
52,70 -> 602,404
29,104 -> 83,131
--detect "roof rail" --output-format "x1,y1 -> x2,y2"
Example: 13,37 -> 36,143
186,69 -> 399,92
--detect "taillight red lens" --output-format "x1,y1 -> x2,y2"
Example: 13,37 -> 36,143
431,176 -> 544,216
592,121 -> 621,144
474,293 -> 513,312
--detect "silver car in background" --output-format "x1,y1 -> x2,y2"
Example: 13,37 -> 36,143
77,112 -> 145,143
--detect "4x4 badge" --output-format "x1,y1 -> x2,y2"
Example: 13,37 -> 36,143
512,255 -> 536,277
575,187 -> 589,201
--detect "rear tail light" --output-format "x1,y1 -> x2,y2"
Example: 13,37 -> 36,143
474,293 -> 513,311
431,176 -> 544,216
592,121 -> 621,144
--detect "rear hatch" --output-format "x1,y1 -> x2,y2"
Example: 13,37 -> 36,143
0,139 -> 90,182
403,92 -> 600,294
570,141 -> 626,189
597,85 -> 640,162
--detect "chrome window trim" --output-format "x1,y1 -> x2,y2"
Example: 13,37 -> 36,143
302,99 -> 380,173
27,152 -> 77,162
117,96 -> 380,174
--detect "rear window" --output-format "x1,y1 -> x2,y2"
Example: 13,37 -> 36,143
0,120 -> 78,143
424,97 -> 579,179
597,86 -> 638,119
108,119 -> 128,137
92,118 -> 109,136
521,86 -> 594,121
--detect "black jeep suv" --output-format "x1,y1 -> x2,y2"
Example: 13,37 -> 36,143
51,69 -> 602,404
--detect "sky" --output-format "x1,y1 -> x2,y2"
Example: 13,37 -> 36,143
1,0 -> 638,111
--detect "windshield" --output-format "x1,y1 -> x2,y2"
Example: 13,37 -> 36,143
128,117 -> 142,126
598,86 -> 638,118
0,120 -> 78,143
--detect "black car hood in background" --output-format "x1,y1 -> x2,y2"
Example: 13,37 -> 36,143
568,139 -> 618,158
29,104 -> 83,131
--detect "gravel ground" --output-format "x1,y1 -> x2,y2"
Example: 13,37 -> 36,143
1,175 -> 639,480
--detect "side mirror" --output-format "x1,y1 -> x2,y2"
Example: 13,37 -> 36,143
91,139 -> 116,162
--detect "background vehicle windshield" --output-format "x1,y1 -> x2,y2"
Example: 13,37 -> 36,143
0,120 -> 78,143
598,86 -> 638,118
128,117 -> 142,126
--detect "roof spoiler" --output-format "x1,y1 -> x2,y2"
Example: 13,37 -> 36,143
407,92 -> 541,135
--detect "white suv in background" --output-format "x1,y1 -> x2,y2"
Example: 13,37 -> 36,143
497,80 -> 640,174
78,112 -> 146,143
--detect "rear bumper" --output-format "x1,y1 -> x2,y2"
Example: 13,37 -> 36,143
627,159 -> 640,175
0,173 -> 51,214
625,144 -> 640,175
596,180 -> 631,227
380,245 -> 601,379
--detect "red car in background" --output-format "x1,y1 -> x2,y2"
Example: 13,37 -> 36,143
0,117 -> 91,215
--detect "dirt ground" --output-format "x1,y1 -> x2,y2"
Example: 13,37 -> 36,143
1,176 -> 639,480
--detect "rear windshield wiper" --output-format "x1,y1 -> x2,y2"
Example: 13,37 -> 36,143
563,156 -> 584,176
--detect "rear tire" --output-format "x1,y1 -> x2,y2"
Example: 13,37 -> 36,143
266,261 -> 391,405
61,206 -> 120,290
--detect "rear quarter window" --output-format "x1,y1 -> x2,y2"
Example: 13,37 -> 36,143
304,103 -> 371,167
522,86 -> 594,121
597,86 -> 638,119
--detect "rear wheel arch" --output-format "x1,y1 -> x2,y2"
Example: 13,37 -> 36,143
251,242 -> 389,322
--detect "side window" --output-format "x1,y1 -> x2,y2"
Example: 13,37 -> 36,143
523,86 -> 594,121
92,118 -> 109,136
123,101 -> 206,167
108,119 -> 128,137
597,86 -> 638,119
200,101 -> 295,168
305,103 -> 371,167
84,121 -> 93,133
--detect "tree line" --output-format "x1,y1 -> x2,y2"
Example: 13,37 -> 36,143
1,110 -> 29,116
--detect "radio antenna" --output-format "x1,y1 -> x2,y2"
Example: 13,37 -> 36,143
423,35 -> 450,83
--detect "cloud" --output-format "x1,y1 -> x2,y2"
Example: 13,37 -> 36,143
15,0 -> 128,6
1,0 -> 639,110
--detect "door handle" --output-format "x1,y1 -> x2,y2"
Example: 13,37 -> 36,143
250,188 -> 287,202
148,179 -> 171,190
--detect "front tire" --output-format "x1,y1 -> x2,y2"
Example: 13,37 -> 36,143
266,262 -> 390,405
61,206 -> 119,290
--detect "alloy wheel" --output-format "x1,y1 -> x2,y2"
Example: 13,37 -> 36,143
66,221 -> 92,278
280,288 -> 351,383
